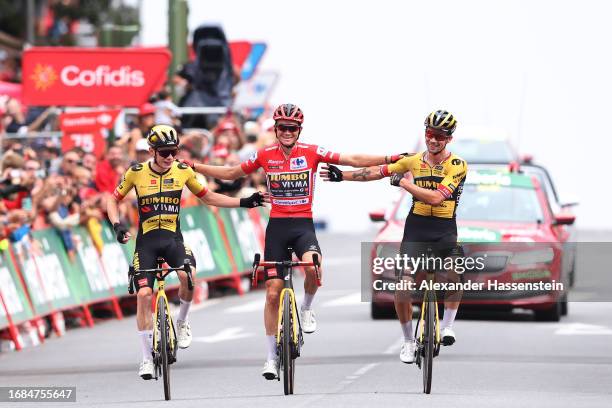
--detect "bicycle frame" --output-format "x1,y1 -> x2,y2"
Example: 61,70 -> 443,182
417,271 -> 441,345
252,256 -> 320,347
128,261 -> 194,361
152,280 -> 175,354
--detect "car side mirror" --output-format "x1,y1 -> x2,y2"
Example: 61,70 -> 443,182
560,194 -> 579,208
369,210 -> 386,222
554,214 -> 575,226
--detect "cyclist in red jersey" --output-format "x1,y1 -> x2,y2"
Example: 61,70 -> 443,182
185,103 -> 407,379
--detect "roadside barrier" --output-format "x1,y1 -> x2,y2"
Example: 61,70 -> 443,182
0,206 -> 268,351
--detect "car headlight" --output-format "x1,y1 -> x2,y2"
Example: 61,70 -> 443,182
509,248 -> 554,265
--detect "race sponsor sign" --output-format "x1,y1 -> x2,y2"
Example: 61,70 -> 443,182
59,109 -> 120,157
22,47 -> 171,106
0,248 -> 34,328
233,71 -> 278,110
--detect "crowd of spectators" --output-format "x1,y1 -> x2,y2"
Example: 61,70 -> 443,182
0,89 -> 273,259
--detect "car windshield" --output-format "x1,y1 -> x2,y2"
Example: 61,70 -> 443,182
393,185 -> 544,223
451,139 -> 515,163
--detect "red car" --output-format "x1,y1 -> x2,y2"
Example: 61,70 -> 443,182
368,168 -> 575,322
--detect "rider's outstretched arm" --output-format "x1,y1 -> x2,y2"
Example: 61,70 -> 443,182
199,190 -> 267,208
321,154 -> 416,183
340,166 -> 386,181
191,163 -> 246,180
337,153 -> 410,168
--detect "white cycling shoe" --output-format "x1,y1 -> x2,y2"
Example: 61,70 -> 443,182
262,359 -> 279,380
177,320 -> 192,349
139,359 -> 154,380
301,308 -> 317,334
441,327 -> 456,346
399,341 -> 416,364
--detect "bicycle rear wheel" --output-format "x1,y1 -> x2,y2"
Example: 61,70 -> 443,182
282,294 -> 295,395
158,296 -> 171,400
422,298 -> 435,394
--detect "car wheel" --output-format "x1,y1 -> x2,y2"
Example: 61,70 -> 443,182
569,257 -> 576,288
561,294 -> 568,316
371,302 -> 394,319
534,302 -> 562,322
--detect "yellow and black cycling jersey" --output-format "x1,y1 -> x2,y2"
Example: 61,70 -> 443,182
113,161 -> 208,235
383,151 -> 467,219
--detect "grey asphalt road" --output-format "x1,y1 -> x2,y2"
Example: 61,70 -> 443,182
1,232 -> 611,407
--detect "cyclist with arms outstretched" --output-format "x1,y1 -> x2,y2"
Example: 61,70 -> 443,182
107,125 -> 265,379
183,104 -> 408,379
321,110 -> 467,364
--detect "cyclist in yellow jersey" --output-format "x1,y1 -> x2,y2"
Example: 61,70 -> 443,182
321,110 -> 467,364
107,125 -> 266,380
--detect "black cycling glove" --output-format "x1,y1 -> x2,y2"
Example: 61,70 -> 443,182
113,222 -> 129,243
240,192 -> 265,208
389,173 -> 403,187
326,164 -> 344,182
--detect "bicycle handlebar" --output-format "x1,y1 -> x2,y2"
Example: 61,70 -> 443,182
251,253 -> 321,288
257,261 -> 318,268
128,262 -> 194,294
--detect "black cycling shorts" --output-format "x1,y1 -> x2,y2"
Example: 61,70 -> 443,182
263,218 -> 321,280
132,231 -> 197,290
399,214 -> 464,272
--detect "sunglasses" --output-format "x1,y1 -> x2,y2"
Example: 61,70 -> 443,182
276,124 -> 301,133
425,130 -> 451,142
156,148 -> 179,158
65,158 -> 81,165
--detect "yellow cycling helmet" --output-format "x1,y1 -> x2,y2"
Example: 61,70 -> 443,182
424,110 -> 457,135
147,124 -> 179,149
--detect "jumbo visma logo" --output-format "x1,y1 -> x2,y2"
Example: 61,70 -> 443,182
269,172 -> 309,188
139,196 -> 181,214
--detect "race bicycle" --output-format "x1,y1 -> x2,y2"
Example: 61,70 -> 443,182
129,258 -> 193,401
251,249 -> 320,395
413,257 -> 441,395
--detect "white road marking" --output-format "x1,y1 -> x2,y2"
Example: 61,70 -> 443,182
322,292 -> 364,307
192,327 -> 254,343
292,363 -> 379,408
554,323 -> 612,335
353,363 -> 378,376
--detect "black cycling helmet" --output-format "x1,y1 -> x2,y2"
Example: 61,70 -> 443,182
147,124 -> 179,149
424,110 -> 457,135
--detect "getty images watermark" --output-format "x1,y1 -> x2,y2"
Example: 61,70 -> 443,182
360,242 -> 570,301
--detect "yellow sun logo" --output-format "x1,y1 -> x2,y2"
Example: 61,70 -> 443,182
30,63 -> 58,91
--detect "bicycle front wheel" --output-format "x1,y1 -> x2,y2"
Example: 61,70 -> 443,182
422,298 -> 435,394
282,294 -> 295,395
158,296 -> 171,400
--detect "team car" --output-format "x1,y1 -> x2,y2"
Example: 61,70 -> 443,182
369,168 -> 575,322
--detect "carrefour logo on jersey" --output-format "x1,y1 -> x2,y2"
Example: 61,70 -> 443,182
290,156 -> 307,170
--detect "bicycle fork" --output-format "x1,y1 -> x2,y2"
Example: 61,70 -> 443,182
152,286 -> 176,358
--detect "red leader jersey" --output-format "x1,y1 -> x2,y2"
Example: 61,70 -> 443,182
241,143 -> 340,218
